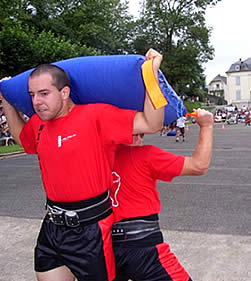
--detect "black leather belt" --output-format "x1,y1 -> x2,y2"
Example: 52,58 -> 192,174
112,219 -> 160,242
46,190 -> 112,227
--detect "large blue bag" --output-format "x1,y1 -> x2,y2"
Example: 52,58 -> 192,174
0,55 -> 184,124
157,71 -> 185,125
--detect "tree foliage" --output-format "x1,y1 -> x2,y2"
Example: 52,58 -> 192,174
0,0 -> 222,100
0,18 -> 98,77
133,0 -> 221,99
54,0 -> 134,54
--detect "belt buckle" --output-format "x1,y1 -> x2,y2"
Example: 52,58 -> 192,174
47,206 -> 64,225
65,210 -> 80,227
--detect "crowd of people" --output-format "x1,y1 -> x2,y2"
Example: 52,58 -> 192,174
214,106 -> 251,125
0,102 -> 14,145
0,99 -> 30,145
159,105 -> 251,144
0,49 -> 214,281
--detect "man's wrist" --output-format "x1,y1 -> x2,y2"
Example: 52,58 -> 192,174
199,124 -> 214,129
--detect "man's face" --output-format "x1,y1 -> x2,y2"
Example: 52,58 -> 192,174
29,73 -> 64,121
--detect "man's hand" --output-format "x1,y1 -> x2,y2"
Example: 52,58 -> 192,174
0,77 -> 11,100
194,109 -> 214,128
0,76 -> 25,145
145,48 -> 163,76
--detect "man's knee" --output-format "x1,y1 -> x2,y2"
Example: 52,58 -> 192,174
36,266 -> 75,281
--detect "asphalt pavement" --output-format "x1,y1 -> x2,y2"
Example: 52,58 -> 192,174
0,122 -> 251,281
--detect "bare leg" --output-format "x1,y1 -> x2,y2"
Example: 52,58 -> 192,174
36,265 -> 76,281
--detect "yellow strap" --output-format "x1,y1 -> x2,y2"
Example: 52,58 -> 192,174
142,59 -> 168,109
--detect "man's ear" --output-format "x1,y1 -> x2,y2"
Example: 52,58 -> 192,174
61,86 -> 71,100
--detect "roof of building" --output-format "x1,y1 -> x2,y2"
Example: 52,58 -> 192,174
209,74 -> 227,85
226,57 -> 251,73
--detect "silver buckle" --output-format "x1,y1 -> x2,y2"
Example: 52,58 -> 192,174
64,210 -> 80,227
47,206 -> 64,225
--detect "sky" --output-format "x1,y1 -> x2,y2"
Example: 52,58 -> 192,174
128,0 -> 251,84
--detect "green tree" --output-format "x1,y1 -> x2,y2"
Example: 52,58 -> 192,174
0,18 -> 98,77
7,0 -> 134,55
53,0 -> 134,54
133,0 -> 221,100
0,0 -> 104,77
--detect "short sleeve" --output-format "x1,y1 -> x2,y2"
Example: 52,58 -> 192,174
96,104 -> 137,145
19,115 -> 41,154
148,146 -> 185,181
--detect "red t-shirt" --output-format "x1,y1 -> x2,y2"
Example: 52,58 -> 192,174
20,104 -> 137,202
111,145 -> 185,222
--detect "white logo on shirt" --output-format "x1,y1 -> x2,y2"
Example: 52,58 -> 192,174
57,134 -> 77,148
110,171 -> 121,207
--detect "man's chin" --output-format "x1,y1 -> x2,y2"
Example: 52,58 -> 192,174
36,111 -> 50,121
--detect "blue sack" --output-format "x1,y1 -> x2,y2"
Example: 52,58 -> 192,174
158,71 -> 184,125
0,55 -> 184,125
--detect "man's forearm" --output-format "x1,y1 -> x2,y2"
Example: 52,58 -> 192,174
141,56 -> 164,133
132,48 -> 164,134
191,125 -> 213,173
181,109 -> 213,176
143,90 -> 164,132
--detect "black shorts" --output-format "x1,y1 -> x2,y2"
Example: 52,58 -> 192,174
35,213 -> 115,281
176,127 -> 185,135
113,236 -> 193,281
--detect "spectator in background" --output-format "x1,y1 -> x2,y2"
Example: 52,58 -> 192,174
175,115 -> 186,142
245,114 -> 250,126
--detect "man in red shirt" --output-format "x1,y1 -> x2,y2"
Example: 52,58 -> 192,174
111,109 -> 214,281
0,49 -> 164,281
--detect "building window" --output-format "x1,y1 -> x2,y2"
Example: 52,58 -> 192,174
236,76 -> 240,86
236,90 -> 241,100
216,83 -> 220,89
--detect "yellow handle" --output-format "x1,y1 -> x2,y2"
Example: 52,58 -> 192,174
142,59 -> 167,109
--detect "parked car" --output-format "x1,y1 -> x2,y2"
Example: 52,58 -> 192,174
225,105 -> 235,112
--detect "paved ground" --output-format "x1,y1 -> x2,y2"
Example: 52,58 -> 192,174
0,122 -> 251,281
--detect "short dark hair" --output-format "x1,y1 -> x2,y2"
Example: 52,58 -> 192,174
29,64 -> 70,91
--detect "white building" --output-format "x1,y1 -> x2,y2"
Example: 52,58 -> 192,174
208,74 -> 227,105
225,58 -> 251,108
208,57 -> 251,108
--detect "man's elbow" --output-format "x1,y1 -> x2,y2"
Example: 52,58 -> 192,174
194,164 -> 209,176
148,121 -> 163,133
196,167 -> 208,176
190,160 -> 210,176
182,157 -> 211,176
